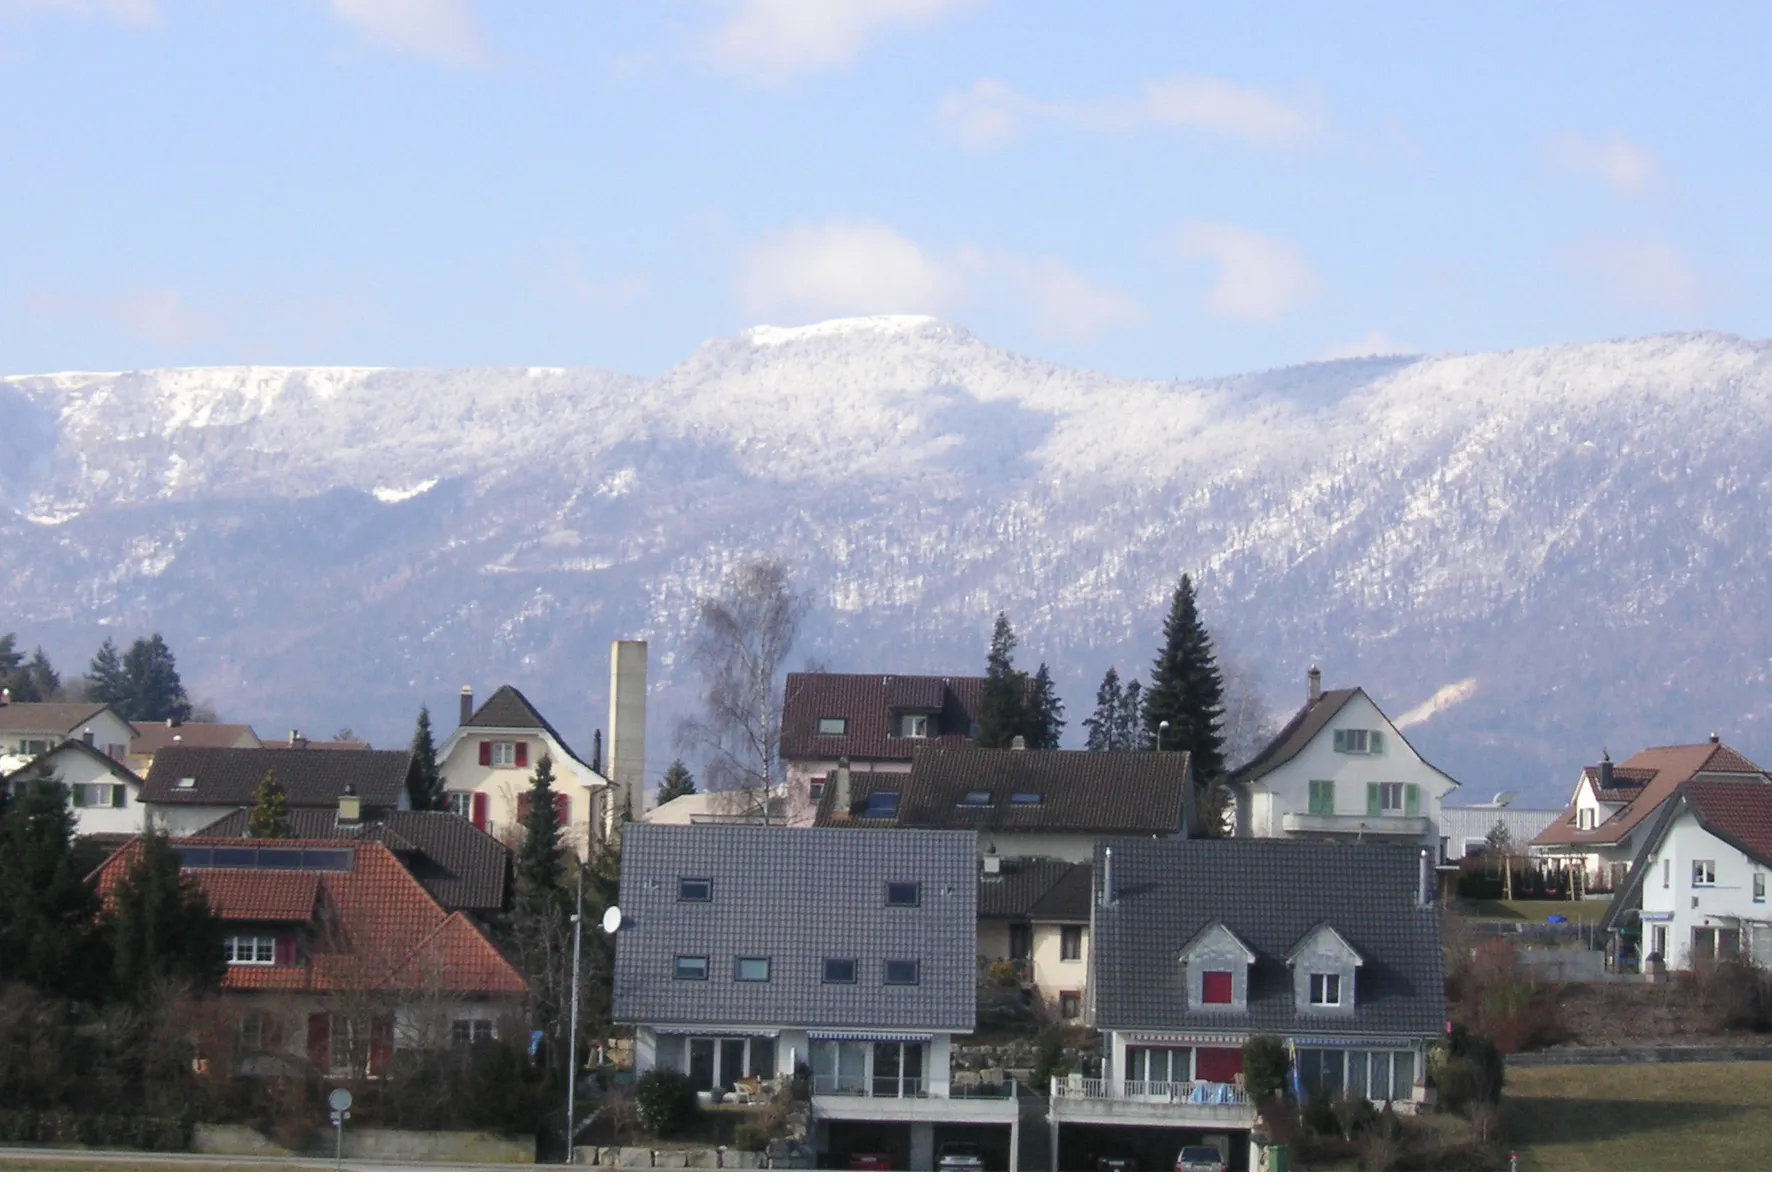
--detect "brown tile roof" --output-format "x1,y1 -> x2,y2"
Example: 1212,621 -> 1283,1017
1680,782 -> 1772,866
978,858 -> 1092,922
780,673 -> 987,763
130,722 -> 260,756
459,684 -> 588,767
139,746 -> 411,809
0,701 -> 122,736
1531,741 -> 1772,848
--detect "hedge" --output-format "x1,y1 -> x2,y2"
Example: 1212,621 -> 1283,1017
0,1109 -> 192,1152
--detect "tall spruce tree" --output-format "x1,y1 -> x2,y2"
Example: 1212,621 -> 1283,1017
1085,668 -> 1125,751
120,634 -> 191,724
21,648 -> 60,702
247,770 -> 291,838
655,760 -> 696,806
407,706 -> 446,811
86,638 -> 127,709
977,613 -> 1031,748
0,777 -> 108,999
106,827 -> 225,1002
1142,574 -> 1228,831
0,633 -> 19,681
513,755 -> 568,915
1117,679 -> 1146,750
1027,663 -> 1065,749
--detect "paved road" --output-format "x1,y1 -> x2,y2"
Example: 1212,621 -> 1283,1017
0,1145 -> 539,1171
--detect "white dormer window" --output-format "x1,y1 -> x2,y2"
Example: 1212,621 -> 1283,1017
900,713 -> 930,738
1177,921 -> 1256,1012
1288,924 -> 1363,1014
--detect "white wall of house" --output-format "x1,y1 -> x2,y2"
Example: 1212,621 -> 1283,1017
978,832 -> 1111,862
0,710 -> 134,764
1639,809 -> 1772,970
26,746 -> 146,836
148,802 -> 240,836
437,730 -> 609,855
1031,922 -> 1088,1016
1240,693 -> 1455,854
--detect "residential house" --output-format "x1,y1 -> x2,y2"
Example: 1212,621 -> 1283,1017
613,824 -> 1022,1171
139,746 -> 412,836
1440,793 -> 1563,864
0,698 -> 136,774
1530,738 -> 1771,892
127,721 -> 262,778
1226,668 -> 1457,855
195,807 -> 511,920
977,858 -> 1091,1022
1601,782 -> 1772,971
91,832 -> 526,1077
779,673 -> 986,824
1049,840 -> 1443,1171
815,747 -> 1194,861
0,739 -> 146,843
436,684 -> 614,855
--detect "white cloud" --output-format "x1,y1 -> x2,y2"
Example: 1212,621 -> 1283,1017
996,255 -> 1146,342
1175,222 -> 1319,321
10,0 -> 160,24
939,73 -> 1319,150
1394,678 -> 1476,730
708,0 -> 973,79
1546,130 -> 1659,196
327,0 -> 487,67
1317,330 -> 1411,361
1567,236 -> 1709,317
735,220 -> 962,319
25,288 -> 218,348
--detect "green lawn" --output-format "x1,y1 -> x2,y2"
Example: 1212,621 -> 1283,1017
1506,1062 -> 1772,1170
1468,898 -> 1610,922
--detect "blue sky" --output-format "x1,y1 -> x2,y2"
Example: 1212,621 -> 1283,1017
3,0 -> 1768,381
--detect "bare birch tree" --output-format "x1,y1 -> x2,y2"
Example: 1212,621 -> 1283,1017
1216,643 -> 1280,775
677,558 -> 809,817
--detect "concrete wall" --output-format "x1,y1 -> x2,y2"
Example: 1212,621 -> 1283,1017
192,1123 -> 533,1163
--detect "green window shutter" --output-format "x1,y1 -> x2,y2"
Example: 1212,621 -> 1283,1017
1367,783 -> 1381,816
1404,783 -> 1420,817
1309,781 -> 1335,815
1369,731 -> 1385,755
1333,730 -> 1347,753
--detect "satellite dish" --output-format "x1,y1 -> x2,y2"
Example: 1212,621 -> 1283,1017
328,1088 -> 353,1113
601,905 -> 623,935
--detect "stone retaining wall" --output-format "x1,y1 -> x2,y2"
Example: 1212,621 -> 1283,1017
191,1123 -> 533,1163
572,1145 -> 763,1168
1507,1044 -> 1772,1067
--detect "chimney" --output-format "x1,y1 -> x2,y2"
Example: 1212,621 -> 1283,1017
1711,732 -> 1721,745
608,641 -> 648,826
338,783 -> 361,825
832,758 -> 853,817
169,716 -> 180,729
982,852 -> 1001,877
1598,750 -> 1614,794
1,688 -> 9,707
1101,845 -> 1117,905
82,729 -> 95,747
289,729 -> 308,750
1010,735 -> 1026,751
1418,847 -> 1431,907
459,685 -> 474,727
592,728 -> 604,776
1307,665 -> 1322,704
173,733 -> 183,744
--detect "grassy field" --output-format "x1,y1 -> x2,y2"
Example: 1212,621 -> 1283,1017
1468,898 -> 1610,922
1506,1062 -> 1772,1170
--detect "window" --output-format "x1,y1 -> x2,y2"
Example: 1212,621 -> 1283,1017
74,783 -> 118,808
1200,970 -> 1234,1005
822,958 -> 858,984
239,1012 -> 265,1051
1009,791 -> 1044,806
809,776 -> 826,802
817,717 -> 847,736
869,1040 -> 925,1098
19,739 -> 48,757
175,776 -> 197,791
1578,808 -> 1596,831
490,741 -> 516,767
1309,973 -> 1342,1005
900,714 -> 929,738
1378,782 -> 1405,812
959,790 -> 993,807
1693,860 -> 1717,887
678,877 -> 713,902
107,743 -> 127,761
883,959 -> 920,986
1060,926 -> 1083,962
861,792 -> 900,820
674,955 -> 709,980
885,882 -> 921,907
1059,992 -> 1081,1020
1334,728 -> 1378,754
1757,873 -> 1767,904
734,957 -> 771,982
447,792 -> 473,820
1308,780 -> 1335,815
225,934 -> 277,965
1663,859 -> 1671,889
451,1019 -> 494,1047
1126,1046 -> 1191,1087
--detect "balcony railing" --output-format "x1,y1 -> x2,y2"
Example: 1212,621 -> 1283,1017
1281,812 -> 1429,838
1050,1076 -> 1250,1108
812,1077 -> 1019,1102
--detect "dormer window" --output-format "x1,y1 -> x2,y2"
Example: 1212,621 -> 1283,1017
817,717 -> 847,736
1178,921 -> 1255,1012
900,713 -> 930,738
959,790 -> 992,807
1309,973 -> 1342,1005
1287,924 -> 1363,1014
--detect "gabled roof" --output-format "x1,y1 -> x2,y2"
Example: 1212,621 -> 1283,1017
130,722 -> 261,756
1090,840 -> 1443,1036
1177,921 -> 1257,964
0,739 -> 143,788
612,825 -> 977,1032
1532,741 -> 1771,849
977,858 -> 1092,923
1286,923 -> 1365,967
0,701 -> 130,737
780,673 -> 987,763
193,808 -> 509,913
138,746 -> 412,809
453,684 -> 594,770
1228,686 -> 1458,786
816,747 -> 1192,836
1602,780 -> 1772,931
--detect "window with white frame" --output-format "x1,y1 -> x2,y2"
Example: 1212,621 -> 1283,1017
489,741 -> 516,767
1693,860 -> 1717,887
1578,808 -> 1596,831
1060,926 -> 1083,962
1309,972 -> 1342,1005
1756,873 -> 1767,904
1377,783 -> 1405,812
451,1019 -> 494,1046
1059,992 -> 1081,1019
900,713 -> 929,738
73,783 -> 117,808
1125,1046 -> 1191,1090
447,792 -> 473,819
225,934 -> 277,965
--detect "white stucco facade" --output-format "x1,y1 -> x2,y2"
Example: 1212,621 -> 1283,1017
977,918 -> 1089,1020
5,742 -> 147,837
1636,808 -> 1772,971
436,726 -> 610,856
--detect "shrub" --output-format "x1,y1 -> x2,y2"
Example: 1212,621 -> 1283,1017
1431,1026 -> 1504,1114
1241,1034 -> 1289,1104
1301,1086 -> 1338,1136
1028,1025 -> 1067,1095
634,1069 -> 699,1138
734,1122 -> 770,1153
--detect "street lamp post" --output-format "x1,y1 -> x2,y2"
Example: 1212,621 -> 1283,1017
565,857 -> 584,1162
1157,720 -> 1170,752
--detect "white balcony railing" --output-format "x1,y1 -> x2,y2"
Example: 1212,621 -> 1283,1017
812,1076 -> 1019,1102
1050,1076 -> 1250,1108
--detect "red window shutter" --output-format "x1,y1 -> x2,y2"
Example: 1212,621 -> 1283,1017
1202,970 -> 1234,1005
471,792 -> 489,830
307,1013 -> 331,1073
274,935 -> 297,966
515,742 -> 529,768
478,741 -> 492,766
369,1016 -> 393,1076
517,792 -> 532,824
554,794 -> 570,826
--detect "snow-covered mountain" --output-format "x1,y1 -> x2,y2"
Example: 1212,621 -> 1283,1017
5,317 -> 1770,802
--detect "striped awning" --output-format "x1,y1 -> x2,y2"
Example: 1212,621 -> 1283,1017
807,1031 -> 934,1043
1288,1037 -> 1419,1050
1118,1031 -> 1247,1047
653,1027 -> 780,1038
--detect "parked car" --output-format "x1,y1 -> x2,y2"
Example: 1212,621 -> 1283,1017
1095,1152 -> 1139,1170
936,1142 -> 987,1171
846,1152 -> 894,1170
1175,1145 -> 1226,1172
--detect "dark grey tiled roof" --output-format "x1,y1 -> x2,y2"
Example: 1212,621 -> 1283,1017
612,825 -> 977,1032
780,673 -> 986,763
1091,840 -> 1444,1036
897,748 -> 1191,835
461,684 -> 589,767
813,770 -> 915,827
978,858 -> 1091,923
194,808 -> 509,913
1227,690 -> 1359,782
139,746 -> 411,809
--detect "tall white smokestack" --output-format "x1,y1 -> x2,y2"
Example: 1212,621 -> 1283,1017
607,640 -> 648,834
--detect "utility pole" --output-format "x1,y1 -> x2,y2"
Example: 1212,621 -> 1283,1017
566,857 -> 584,1162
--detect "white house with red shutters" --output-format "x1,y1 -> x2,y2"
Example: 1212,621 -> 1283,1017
435,684 -> 611,857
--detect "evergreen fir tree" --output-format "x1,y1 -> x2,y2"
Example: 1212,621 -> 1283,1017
1084,668 -> 1124,751
0,633 -> 19,681
119,634 -> 191,724
977,613 -> 1031,748
22,648 -> 60,702
1027,663 -> 1065,749
105,827 -> 225,1003
407,706 -> 446,811
1142,574 -> 1228,831
86,638 -> 127,709
247,770 -> 291,838
513,755 -> 568,916
655,760 -> 696,806
0,777 -> 108,999
1118,679 -> 1146,750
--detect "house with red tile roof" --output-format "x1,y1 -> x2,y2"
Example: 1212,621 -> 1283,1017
1530,738 -> 1772,892
91,834 -> 526,1078
1601,781 -> 1772,972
